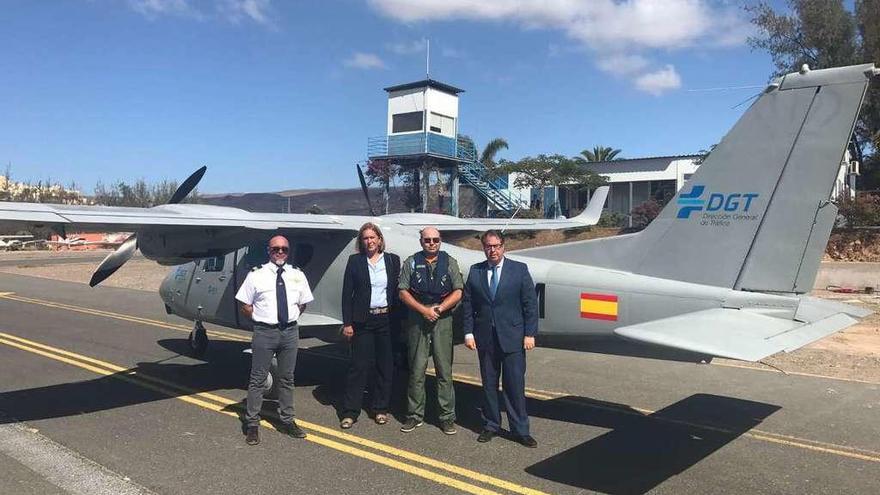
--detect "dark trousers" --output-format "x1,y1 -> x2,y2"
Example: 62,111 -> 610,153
341,314 -> 393,419
478,327 -> 529,436
246,323 -> 299,426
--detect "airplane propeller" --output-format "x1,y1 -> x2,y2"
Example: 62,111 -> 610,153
89,166 -> 207,287
356,164 -> 377,217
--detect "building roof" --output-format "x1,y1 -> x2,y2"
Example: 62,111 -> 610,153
587,154 -> 702,165
383,79 -> 465,95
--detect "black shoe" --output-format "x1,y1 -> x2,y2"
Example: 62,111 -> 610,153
245,426 -> 260,446
439,420 -> 457,435
400,418 -> 423,433
280,421 -> 307,439
477,429 -> 496,443
515,435 -> 538,448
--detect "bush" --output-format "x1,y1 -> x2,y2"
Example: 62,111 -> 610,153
597,211 -> 626,228
836,193 -> 880,227
631,199 -> 663,230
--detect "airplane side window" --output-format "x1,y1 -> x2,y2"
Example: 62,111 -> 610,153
204,256 -> 225,272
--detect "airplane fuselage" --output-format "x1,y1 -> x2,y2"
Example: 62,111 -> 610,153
157,220 -> 801,361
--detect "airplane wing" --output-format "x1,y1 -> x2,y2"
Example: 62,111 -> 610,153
0,202 -> 355,233
381,186 -> 609,232
614,297 -> 871,361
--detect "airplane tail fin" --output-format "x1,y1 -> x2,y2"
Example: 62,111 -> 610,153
523,64 -> 876,292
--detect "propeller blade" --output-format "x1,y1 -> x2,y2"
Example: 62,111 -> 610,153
168,166 -> 207,204
89,233 -> 137,287
356,164 -> 377,216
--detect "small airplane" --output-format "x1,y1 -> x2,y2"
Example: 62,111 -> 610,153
0,235 -> 40,250
0,63 -> 876,370
44,233 -> 126,249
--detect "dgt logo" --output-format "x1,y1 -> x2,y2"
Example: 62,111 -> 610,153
676,185 -> 759,219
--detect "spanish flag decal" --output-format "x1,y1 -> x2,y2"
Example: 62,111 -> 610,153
580,292 -> 618,321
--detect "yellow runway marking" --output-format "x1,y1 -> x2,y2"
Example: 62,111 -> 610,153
713,361 -> 880,385
0,331 -> 548,495
2,293 -> 880,466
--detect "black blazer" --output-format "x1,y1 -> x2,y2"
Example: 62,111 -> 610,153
462,258 -> 538,353
341,252 -> 401,325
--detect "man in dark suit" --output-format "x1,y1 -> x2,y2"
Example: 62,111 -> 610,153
462,230 -> 539,447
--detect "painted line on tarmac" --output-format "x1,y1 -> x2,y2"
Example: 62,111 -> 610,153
0,418 -> 156,495
712,360 -> 880,385
0,331 -> 549,495
3,293 -> 880,465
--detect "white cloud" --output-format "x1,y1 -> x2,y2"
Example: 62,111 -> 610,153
127,0 -> 201,19
126,0 -> 274,25
596,54 -> 649,76
367,0 -> 745,50
218,0 -> 273,25
367,0 -> 752,94
344,52 -> 387,70
387,39 -> 427,55
635,65 -> 682,96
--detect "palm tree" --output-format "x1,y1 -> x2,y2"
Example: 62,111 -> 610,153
480,138 -> 509,168
580,145 -> 622,162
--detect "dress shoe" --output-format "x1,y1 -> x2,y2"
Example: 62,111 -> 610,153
245,426 -> 260,446
515,435 -> 538,448
477,429 -> 496,443
280,421 -> 307,439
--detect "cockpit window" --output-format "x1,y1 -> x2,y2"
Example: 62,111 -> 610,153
203,255 -> 225,272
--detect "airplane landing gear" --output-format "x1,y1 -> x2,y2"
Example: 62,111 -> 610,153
188,321 -> 208,357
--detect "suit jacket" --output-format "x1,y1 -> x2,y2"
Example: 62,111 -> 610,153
462,258 -> 538,353
341,252 -> 401,325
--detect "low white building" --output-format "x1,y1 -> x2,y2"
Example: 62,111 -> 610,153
509,153 -> 858,224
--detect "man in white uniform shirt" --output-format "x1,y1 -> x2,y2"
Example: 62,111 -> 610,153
236,235 -> 314,445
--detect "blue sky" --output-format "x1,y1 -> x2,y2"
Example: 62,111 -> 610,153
1,0 -> 782,194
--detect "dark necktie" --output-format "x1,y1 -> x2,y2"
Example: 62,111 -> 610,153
276,266 -> 288,328
489,265 -> 498,300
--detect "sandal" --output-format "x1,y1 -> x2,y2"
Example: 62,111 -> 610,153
340,418 -> 354,429
374,414 -> 388,425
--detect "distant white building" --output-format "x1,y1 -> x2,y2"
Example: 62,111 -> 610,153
508,152 -> 858,224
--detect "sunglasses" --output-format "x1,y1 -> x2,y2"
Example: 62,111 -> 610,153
269,246 -> 289,253
421,237 -> 441,244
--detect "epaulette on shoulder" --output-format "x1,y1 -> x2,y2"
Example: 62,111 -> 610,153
251,265 -> 261,272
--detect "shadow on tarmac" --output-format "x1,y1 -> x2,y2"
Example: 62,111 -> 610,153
0,338 -> 779,495
524,394 -> 780,494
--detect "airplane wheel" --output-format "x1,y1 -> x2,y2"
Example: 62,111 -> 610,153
188,322 -> 208,357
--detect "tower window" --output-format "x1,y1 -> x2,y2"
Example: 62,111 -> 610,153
392,111 -> 424,133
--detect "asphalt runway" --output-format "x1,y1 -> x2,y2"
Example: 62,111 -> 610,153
0,272 -> 878,494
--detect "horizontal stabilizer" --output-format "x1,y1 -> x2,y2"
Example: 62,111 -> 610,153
614,307 -> 861,361
383,186 -> 609,232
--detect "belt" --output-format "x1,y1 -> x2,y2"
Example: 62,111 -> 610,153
255,321 -> 297,329
368,306 -> 389,315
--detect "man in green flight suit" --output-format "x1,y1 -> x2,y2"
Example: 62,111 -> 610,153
398,226 -> 463,436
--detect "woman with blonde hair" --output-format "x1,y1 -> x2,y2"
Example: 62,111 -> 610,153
339,222 -> 401,428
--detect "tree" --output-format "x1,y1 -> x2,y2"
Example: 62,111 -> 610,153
500,154 -> 607,217
746,0 -> 880,186
93,178 -> 200,207
579,146 -> 622,162
479,138 -> 509,168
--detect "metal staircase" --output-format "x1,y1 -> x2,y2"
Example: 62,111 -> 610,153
455,137 -> 524,215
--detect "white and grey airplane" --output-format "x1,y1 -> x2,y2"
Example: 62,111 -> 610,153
0,63 -> 876,365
